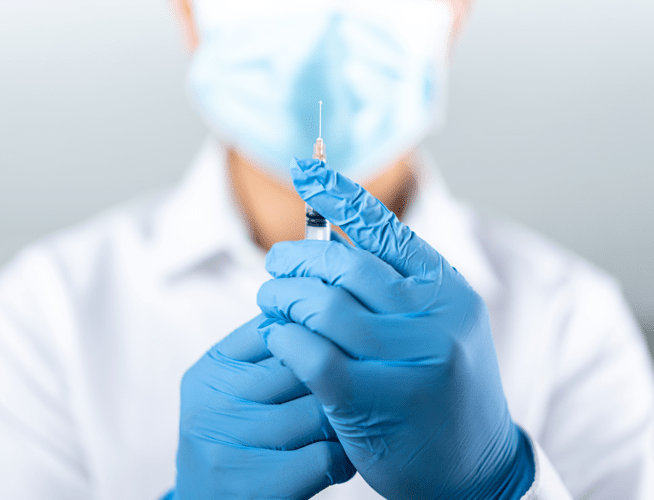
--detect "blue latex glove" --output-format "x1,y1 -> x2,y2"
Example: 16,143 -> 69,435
257,158 -> 536,499
170,314 -> 355,499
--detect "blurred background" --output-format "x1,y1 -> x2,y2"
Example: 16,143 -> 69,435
1,0 -> 653,348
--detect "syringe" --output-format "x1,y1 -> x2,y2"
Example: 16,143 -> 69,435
305,101 -> 331,241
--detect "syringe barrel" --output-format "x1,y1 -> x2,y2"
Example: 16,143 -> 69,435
305,137 -> 330,240
305,203 -> 331,240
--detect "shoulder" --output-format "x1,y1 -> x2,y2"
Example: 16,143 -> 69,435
472,210 -> 647,371
0,188 -> 172,311
475,211 -> 622,308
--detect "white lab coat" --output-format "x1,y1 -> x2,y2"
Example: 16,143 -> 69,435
1,140 -> 653,499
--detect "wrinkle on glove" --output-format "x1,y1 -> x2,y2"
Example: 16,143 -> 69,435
291,156 -> 443,281
171,314 -> 355,500
256,158 -> 535,500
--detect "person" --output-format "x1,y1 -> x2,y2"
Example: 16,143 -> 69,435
1,0 -> 653,498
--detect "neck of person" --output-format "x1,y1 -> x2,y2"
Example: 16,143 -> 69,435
226,148 -> 419,252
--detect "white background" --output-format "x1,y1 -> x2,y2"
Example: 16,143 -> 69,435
1,0 -> 653,345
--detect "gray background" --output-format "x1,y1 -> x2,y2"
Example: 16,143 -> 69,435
1,0 -> 653,347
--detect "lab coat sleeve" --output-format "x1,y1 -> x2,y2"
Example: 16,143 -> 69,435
534,268 -> 654,499
519,435 -> 573,500
0,247 -> 91,499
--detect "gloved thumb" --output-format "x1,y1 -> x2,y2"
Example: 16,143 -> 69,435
258,318 -> 350,408
290,157 -> 441,279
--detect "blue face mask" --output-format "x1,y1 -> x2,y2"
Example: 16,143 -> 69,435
187,0 -> 452,182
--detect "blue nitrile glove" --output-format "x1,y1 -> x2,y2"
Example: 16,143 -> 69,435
256,158 -> 536,500
170,314 -> 356,500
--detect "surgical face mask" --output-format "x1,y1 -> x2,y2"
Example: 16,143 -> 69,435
187,0 -> 453,182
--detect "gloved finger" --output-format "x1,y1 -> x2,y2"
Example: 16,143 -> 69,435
175,440 -> 355,500
330,228 -> 350,246
259,320 -> 351,407
198,393 -> 336,451
216,313 -> 272,362
265,240 -> 437,314
291,157 -> 442,279
280,441 -> 356,498
258,277 -> 439,360
187,347 -> 309,404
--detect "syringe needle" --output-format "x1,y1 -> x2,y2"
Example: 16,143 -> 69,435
306,100 -> 330,241
313,101 -> 326,162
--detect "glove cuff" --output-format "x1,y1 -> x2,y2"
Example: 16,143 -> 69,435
490,424 -> 536,500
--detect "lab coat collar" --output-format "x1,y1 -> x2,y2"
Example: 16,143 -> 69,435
404,145 -> 501,300
151,138 -> 264,279
151,138 -> 500,300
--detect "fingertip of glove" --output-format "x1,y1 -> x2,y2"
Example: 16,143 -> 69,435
264,242 -> 291,275
256,278 -> 273,305
290,157 -> 323,186
327,445 -> 357,486
257,317 -> 285,347
291,156 -> 322,172
290,157 -> 332,200
266,239 -> 339,278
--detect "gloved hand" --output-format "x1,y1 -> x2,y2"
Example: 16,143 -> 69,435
256,158 -> 536,499
170,314 -> 355,500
